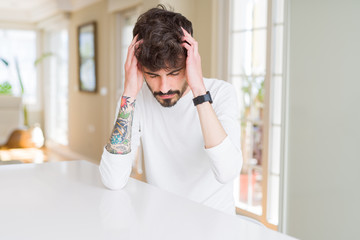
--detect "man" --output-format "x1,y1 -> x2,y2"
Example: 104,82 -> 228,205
99,5 -> 242,215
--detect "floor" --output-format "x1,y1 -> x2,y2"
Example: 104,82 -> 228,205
0,147 -> 73,165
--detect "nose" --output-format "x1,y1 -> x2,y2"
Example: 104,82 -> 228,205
159,76 -> 170,93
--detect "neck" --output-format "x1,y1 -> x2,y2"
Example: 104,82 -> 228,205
182,85 -> 191,97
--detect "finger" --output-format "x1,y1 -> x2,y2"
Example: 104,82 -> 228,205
126,38 -> 142,68
181,27 -> 197,51
132,38 -> 143,55
182,35 -> 198,55
181,28 -> 197,48
182,35 -> 196,46
127,35 -> 140,52
126,35 -> 138,60
181,42 -> 193,58
130,34 -> 138,46
134,39 -> 143,47
125,43 -> 135,68
130,51 -> 138,67
181,27 -> 191,37
131,39 -> 143,64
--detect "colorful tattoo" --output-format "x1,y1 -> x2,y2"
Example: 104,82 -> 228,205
106,96 -> 136,154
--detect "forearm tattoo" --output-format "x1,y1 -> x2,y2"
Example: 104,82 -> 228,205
106,96 -> 136,154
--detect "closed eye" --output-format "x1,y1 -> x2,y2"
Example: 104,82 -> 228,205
169,72 -> 179,76
148,74 -> 158,78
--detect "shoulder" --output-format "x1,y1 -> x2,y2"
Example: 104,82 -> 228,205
204,78 -> 240,116
204,78 -> 237,100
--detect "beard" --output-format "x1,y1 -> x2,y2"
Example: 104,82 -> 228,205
146,80 -> 189,107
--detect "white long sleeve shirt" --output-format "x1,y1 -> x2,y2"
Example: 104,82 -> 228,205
99,78 -> 243,215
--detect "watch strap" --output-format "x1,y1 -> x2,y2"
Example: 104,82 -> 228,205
193,91 -> 213,106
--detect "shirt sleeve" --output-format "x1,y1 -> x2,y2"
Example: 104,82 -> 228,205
99,97 -> 142,190
204,82 -> 243,184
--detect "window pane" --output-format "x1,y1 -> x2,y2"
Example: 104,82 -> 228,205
273,0 -> 284,24
232,0 -> 267,31
0,29 -> 37,104
122,25 -> 133,48
253,0 -> 267,29
231,29 -> 266,217
232,0 -> 254,31
231,32 -> 251,75
46,30 -> 69,145
272,76 -> 282,125
273,26 -> 283,75
119,12 -> 136,93
270,125 -> 281,175
230,76 -> 244,113
236,78 -> 264,216
231,30 -> 267,76
252,29 -> 267,74
267,174 -> 280,225
238,166 -> 263,215
230,0 -> 285,227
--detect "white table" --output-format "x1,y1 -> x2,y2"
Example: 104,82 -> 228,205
0,160 -> 296,240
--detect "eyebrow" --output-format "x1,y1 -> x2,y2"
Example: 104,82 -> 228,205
144,67 -> 183,76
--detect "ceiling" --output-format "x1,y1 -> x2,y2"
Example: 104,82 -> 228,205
0,0 -> 50,10
0,0 -> 101,23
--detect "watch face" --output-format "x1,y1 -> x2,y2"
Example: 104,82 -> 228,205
204,91 -> 212,103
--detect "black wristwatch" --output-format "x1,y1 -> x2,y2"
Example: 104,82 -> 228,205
193,91 -> 213,106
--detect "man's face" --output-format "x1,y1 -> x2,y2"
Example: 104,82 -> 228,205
142,67 -> 189,107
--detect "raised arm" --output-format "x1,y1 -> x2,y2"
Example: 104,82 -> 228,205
181,28 -> 227,148
105,35 -> 143,155
105,96 -> 136,154
181,28 -> 242,183
99,36 -> 143,190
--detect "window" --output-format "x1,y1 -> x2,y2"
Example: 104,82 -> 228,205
227,0 -> 286,228
43,29 -> 69,145
115,8 -> 145,180
115,9 -> 139,100
0,29 -> 37,106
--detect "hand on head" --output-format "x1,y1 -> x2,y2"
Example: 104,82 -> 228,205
180,27 -> 206,97
123,35 -> 144,98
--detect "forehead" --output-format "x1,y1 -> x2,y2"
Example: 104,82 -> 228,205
143,66 -> 184,74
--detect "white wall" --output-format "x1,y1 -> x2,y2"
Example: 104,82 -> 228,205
160,0 -> 215,78
284,0 -> 360,239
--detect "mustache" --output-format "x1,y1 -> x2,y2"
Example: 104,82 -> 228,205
153,90 -> 180,96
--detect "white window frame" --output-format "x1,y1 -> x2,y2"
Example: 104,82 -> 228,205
108,6 -> 141,128
219,0 -> 288,230
0,25 -> 40,112
38,14 -> 70,146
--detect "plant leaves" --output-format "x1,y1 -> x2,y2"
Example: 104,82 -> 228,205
0,58 -> 9,66
0,81 -> 12,94
34,52 -> 54,66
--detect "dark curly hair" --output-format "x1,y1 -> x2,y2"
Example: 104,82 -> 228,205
133,4 -> 193,72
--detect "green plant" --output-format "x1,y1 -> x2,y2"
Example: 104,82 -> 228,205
1,53 -> 54,127
34,52 -> 54,66
14,52 -> 54,127
14,58 -> 25,95
241,73 -> 265,109
0,81 -> 12,94
0,57 -> 12,95
0,57 -> 9,66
